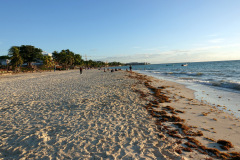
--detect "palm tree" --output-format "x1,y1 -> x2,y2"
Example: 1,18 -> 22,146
8,47 -> 23,72
74,54 -> 83,66
42,55 -> 54,70
9,45 -> 43,68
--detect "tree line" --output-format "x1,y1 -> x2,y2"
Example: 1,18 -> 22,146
0,45 -> 123,72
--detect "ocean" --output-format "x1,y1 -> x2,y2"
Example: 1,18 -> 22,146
119,60 -> 240,118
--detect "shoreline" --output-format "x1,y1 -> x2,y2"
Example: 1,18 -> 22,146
136,70 -> 240,118
0,69 -> 239,159
129,71 -> 240,159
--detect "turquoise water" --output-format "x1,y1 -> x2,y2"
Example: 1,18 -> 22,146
124,60 -> 240,92
118,60 -> 240,117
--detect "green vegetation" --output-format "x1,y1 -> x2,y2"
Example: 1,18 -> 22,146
108,61 -> 122,66
42,55 -> 55,70
8,47 -> 23,72
52,49 -> 84,69
0,55 -> 10,59
0,45 -> 123,73
9,45 -> 43,67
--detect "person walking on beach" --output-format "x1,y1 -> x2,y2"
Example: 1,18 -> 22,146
129,65 -> 132,72
80,67 -> 83,74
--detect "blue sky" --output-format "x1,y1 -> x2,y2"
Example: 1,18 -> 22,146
1,0 -> 240,63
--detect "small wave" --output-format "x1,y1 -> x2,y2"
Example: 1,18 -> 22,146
196,72 -> 203,76
185,72 -> 204,76
195,80 -> 240,91
180,77 -> 195,80
153,71 -> 161,74
162,72 -> 185,75
163,72 -> 203,77
215,81 -> 240,90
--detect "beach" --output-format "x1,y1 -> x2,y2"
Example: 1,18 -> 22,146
0,69 -> 239,159
131,60 -> 240,118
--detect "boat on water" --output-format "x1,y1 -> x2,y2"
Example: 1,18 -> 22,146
181,64 -> 188,66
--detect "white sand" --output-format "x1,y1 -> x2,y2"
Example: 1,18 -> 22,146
130,72 -> 240,159
0,70 -> 183,159
147,75 -> 240,150
1,69 -> 239,159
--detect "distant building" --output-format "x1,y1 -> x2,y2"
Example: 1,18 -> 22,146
43,53 -> 52,57
22,59 -> 44,66
42,52 -> 53,59
32,59 -> 44,66
0,59 -> 10,65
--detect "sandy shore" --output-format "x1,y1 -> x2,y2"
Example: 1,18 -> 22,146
0,70 -> 239,159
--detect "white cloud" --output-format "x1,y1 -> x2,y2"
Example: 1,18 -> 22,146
99,43 -> 240,64
93,41 -> 240,64
207,38 -> 224,43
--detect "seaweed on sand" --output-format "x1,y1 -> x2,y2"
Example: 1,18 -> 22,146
217,140 -> 234,150
184,142 -> 197,148
144,81 -> 171,103
182,147 -> 192,152
130,72 -> 239,159
174,122 -> 203,136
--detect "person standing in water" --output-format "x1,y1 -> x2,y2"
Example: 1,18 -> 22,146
80,67 -> 83,74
